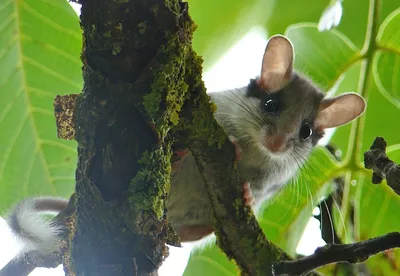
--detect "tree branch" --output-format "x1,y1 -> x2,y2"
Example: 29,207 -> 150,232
364,137 -> 400,195
272,232 -> 400,276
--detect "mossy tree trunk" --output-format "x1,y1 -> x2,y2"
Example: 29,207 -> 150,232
69,0 -> 287,275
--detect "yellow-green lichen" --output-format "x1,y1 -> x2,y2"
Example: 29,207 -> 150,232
115,23 -> 123,31
114,0 -> 129,4
151,4 -> 159,15
138,22 -> 147,34
129,146 -> 172,219
104,30 -> 112,38
173,50 -> 226,148
143,37 -> 190,135
143,90 -> 162,118
112,42 -> 122,55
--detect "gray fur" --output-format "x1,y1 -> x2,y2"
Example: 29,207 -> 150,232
6,197 -> 68,258
167,73 -> 326,241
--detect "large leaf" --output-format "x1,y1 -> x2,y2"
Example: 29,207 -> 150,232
373,8 -> 400,108
373,51 -> 400,108
0,0 -> 81,212
187,0 -> 272,71
183,243 -> 237,276
376,8 -> 400,51
184,147 -> 339,275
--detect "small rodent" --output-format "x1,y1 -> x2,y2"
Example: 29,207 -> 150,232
4,35 -> 366,258
167,35 -> 366,241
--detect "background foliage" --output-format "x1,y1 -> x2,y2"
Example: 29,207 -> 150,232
0,0 -> 399,275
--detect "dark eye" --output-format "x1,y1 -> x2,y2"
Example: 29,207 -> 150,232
263,99 -> 280,114
300,122 -> 313,140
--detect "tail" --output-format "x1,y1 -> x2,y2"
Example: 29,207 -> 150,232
5,197 -> 68,257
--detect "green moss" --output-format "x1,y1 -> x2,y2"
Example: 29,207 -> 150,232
138,22 -> 147,34
112,42 -> 122,55
151,4 -> 159,15
103,30 -> 112,38
172,50 -> 226,148
142,38 -> 191,137
129,146 -> 172,221
143,91 -> 162,119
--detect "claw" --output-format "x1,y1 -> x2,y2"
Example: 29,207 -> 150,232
242,182 -> 255,206
229,136 -> 242,162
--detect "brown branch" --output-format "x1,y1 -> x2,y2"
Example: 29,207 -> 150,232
364,137 -> 400,195
272,232 -> 400,276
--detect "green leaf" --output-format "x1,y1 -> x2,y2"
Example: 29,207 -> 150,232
285,24 -> 360,90
0,0 -> 81,212
376,8 -> 400,52
187,0 -> 272,71
373,9 -> 400,109
183,243 -> 238,276
373,51 -> 400,108
387,144 -> 400,162
335,0 -> 369,49
356,174 -> 400,275
265,0 -> 329,35
364,250 -> 400,275
184,147 -> 339,275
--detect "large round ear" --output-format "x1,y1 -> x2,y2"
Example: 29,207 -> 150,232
315,93 -> 366,130
258,35 -> 294,93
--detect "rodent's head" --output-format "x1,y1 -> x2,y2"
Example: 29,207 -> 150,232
231,35 -> 366,163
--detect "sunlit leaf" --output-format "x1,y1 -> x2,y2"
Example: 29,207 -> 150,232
373,9 -> 400,109
187,0 -> 272,71
183,243 -> 237,276
376,8 -> 400,52
356,174 -> 400,274
373,51 -> 400,108
265,0 -> 329,35
0,0 -> 81,212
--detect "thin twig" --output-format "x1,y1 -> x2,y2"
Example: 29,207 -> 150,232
364,137 -> 400,195
272,232 -> 400,276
